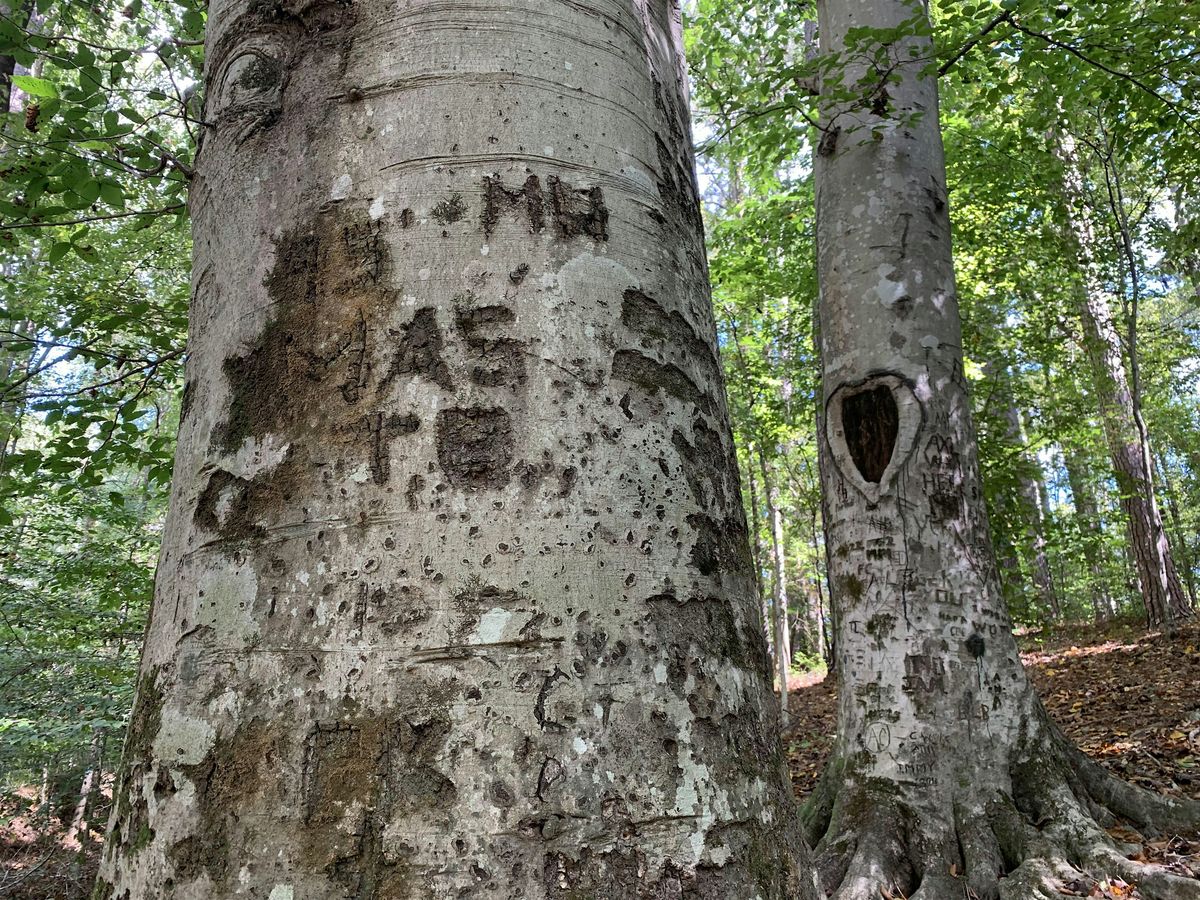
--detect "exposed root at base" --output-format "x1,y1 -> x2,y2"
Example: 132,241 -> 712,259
801,730 -> 1200,900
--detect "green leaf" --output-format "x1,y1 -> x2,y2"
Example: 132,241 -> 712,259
47,242 -> 71,264
74,44 -> 96,69
73,244 -> 100,263
11,75 -> 58,98
79,66 -> 105,92
75,179 -> 102,204
99,182 -> 125,208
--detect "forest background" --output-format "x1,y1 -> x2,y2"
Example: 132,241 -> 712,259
0,0 -> 1198,894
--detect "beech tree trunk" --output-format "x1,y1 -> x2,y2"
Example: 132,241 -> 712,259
1023,463 -> 1059,622
1053,131 -> 1190,630
65,729 -> 104,850
0,0 -> 29,118
96,2 -> 815,898
1154,450 -> 1197,607
759,450 -> 791,724
806,1 -> 1200,898
746,447 -> 772,642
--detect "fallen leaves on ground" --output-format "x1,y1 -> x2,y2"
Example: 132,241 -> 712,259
5,619 -> 1198,898
784,618 -> 1200,895
0,786 -> 101,900
786,619 -> 1200,803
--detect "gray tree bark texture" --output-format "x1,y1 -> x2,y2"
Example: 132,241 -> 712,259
94,2 -> 818,898
806,1 -> 1200,898
1054,131 -> 1191,630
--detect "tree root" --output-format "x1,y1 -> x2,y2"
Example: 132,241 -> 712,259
803,732 -> 1200,900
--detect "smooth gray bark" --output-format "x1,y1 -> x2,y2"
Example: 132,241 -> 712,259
96,2 -> 815,898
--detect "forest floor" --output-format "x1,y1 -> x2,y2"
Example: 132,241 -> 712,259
786,616 -> 1200,897
2,619 -> 1198,898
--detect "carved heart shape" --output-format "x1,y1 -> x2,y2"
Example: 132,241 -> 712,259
825,373 -> 922,504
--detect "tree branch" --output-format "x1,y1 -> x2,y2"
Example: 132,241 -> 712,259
0,204 -> 184,230
938,10 -> 1013,78
1009,18 -> 1200,137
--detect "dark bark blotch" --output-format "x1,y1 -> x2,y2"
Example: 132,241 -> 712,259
215,207 -> 389,453
456,304 -> 526,387
685,513 -> 753,581
436,407 -> 515,490
431,193 -> 467,225
611,349 -> 713,414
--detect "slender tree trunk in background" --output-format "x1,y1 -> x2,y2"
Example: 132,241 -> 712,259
1023,462 -> 1059,622
1000,384 -> 1059,621
1154,451 -> 1197,607
0,2 -> 41,465
806,1 -> 1200,897
37,763 -> 51,823
746,446 -> 772,650
1054,132 -> 1188,630
812,580 -> 828,663
1063,449 -> 1115,622
993,525 -> 1026,615
1036,472 -> 1061,614
758,450 -> 791,726
981,365 -> 1029,618
795,583 -> 823,662
96,2 -> 815,898
65,728 -> 104,851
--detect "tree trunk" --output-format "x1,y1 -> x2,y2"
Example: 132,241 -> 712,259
37,762 -> 51,822
1154,450 -> 1197,607
998,377 -> 1059,621
96,2 -> 816,898
1053,131 -> 1189,630
65,729 -> 104,850
1019,448 -> 1059,622
1063,448 -> 1115,622
806,1 -> 1200,898
759,450 -> 791,726
746,445 -> 772,649
808,503 -> 830,664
